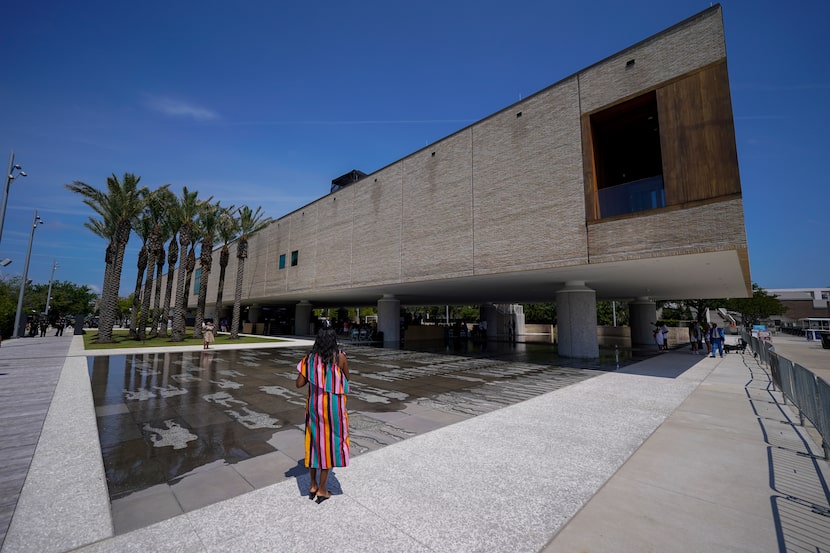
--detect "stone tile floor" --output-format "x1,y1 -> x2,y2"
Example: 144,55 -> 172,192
89,342 -> 636,534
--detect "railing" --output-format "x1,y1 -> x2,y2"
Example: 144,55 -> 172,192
745,331 -> 830,459
597,175 -> 665,218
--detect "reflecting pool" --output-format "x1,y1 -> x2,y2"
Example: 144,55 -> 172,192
88,344 -> 625,533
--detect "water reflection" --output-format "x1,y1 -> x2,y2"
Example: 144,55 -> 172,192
88,343 -> 633,532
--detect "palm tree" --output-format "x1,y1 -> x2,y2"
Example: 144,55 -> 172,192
182,241 -> 198,319
139,186 -> 173,340
193,201 -> 222,338
128,213 -> 152,338
213,206 -> 239,330
159,233 -> 178,338
230,206 -> 270,339
170,187 -> 202,341
66,173 -> 147,342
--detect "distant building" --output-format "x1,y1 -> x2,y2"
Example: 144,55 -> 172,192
766,288 -> 830,330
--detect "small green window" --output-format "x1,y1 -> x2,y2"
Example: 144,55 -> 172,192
279,254 -> 286,270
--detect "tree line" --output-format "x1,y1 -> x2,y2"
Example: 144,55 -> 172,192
66,173 -> 271,343
0,278 -> 97,338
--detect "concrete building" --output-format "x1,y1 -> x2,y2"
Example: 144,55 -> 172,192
183,5 -> 750,358
766,288 -> 830,331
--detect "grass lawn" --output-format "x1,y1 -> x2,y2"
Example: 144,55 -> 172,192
82,328 -> 286,350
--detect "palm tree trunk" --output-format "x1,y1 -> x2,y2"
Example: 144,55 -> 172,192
182,244 -> 196,336
194,238 -> 214,339
98,226 -> 129,342
161,237 -> 178,338
138,247 -> 156,341
129,246 -> 148,339
215,246 -> 229,324
100,231 -> 130,341
230,255 -> 245,339
171,235 -> 190,342
96,242 -> 117,343
149,253 -> 165,338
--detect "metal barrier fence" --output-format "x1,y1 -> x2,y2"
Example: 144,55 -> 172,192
745,331 -> 830,459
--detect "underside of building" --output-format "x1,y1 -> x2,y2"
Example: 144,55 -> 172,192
181,4 -> 750,357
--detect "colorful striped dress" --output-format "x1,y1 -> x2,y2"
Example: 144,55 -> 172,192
296,352 -> 350,468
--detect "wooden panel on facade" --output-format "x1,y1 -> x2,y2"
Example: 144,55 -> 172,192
658,61 -> 740,204
582,114 -> 600,222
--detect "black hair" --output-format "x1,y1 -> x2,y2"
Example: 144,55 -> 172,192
310,327 -> 339,361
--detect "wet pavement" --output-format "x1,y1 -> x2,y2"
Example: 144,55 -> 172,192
5,335 -> 830,552
88,342 -> 632,534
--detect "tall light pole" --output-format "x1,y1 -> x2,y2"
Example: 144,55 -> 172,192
1,151 -> 27,245
13,210 -> 43,338
45,259 -> 59,317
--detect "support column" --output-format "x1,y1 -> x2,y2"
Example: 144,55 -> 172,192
294,300 -> 313,336
480,303 -> 497,340
377,295 -> 401,347
556,281 -> 599,359
512,304 -> 525,340
248,304 -> 262,324
629,297 -> 657,348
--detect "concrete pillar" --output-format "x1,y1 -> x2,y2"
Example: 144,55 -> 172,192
629,297 -> 657,347
294,300 -> 313,336
556,281 -> 599,359
512,304 -> 526,340
377,295 -> 401,347
480,303 -> 497,340
248,304 -> 262,324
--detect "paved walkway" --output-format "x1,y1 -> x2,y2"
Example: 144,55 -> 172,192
1,335 -> 829,552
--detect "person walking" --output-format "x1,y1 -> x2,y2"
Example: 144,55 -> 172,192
295,325 -> 350,503
709,322 -> 725,358
688,321 -> 701,354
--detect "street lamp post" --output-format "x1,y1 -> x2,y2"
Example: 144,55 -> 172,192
1,151 -> 27,246
45,259 -> 59,317
13,210 -> 43,338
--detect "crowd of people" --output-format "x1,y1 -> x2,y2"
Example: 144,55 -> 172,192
23,318 -> 70,338
656,320 -> 729,357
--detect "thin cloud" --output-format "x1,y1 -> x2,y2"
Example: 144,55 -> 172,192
144,95 -> 219,121
226,119 -> 474,126
733,83 -> 830,92
734,115 -> 786,120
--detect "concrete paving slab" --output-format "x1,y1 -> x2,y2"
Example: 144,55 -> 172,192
542,353 -> 830,553
111,483 -> 184,534
4,334 -> 830,553
544,471 -> 778,553
2,351 -> 112,553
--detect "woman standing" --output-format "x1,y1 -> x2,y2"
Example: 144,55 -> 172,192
202,320 -> 215,349
296,326 -> 350,502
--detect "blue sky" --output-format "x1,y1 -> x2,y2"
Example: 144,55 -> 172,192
0,0 -> 827,299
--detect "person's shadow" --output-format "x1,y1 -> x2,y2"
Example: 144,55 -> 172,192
285,460 -> 343,501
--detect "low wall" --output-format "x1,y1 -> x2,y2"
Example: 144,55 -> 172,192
597,326 -> 630,347
523,324 -> 555,343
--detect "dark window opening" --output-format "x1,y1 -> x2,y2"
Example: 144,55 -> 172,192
291,250 -> 299,266
279,254 -> 286,270
591,91 -> 664,218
